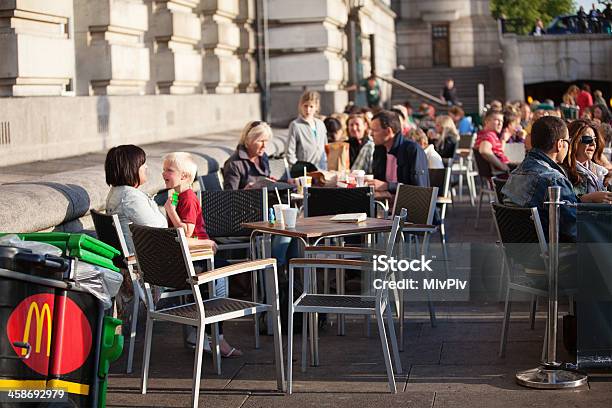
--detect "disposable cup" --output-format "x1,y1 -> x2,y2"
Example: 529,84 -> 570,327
297,176 -> 312,195
364,174 -> 374,181
356,175 -> 365,187
351,169 -> 365,177
273,204 -> 289,225
282,208 -> 299,228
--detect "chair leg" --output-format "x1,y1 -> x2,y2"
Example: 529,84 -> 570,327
127,275 -> 141,374
376,308 -> 397,393
386,307 -> 402,374
499,286 -> 512,358
140,316 -> 154,394
541,318 -> 548,362
530,295 -> 537,330
252,270 -> 260,348
266,266 -> 285,392
301,312 -> 308,373
211,323 -> 221,375
191,324 -> 206,408
287,266 -> 295,394
475,190 -> 484,229
467,172 -> 476,206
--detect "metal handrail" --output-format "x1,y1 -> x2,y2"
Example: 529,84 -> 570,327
377,75 -> 446,106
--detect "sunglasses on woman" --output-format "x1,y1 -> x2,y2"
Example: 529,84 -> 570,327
581,135 -> 596,145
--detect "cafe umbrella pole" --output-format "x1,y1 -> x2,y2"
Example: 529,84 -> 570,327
516,186 -> 587,389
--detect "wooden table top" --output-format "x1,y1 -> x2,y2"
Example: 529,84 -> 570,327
243,216 -> 435,240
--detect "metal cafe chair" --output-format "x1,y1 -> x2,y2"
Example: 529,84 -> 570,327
492,176 -> 508,204
452,133 -> 477,205
303,186 -> 377,335
472,148 -> 497,229
200,187 -> 270,347
429,162 -> 453,244
389,184 -> 439,348
286,209 -> 406,394
130,224 -> 284,408
269,157 -> 290,181
491,203 -> 575,358
90,209 -> 142,374
197,170 -> 224,192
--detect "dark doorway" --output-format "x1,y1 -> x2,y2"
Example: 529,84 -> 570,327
432,23 -> 450,67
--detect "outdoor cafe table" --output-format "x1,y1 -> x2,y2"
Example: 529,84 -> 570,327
243,215 -> 436,366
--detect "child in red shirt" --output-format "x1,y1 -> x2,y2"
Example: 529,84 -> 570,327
162,152 -> 242,357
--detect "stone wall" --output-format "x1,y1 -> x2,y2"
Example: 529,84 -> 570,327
0,0 -> 75,96
395,0 -> 499,69
269,0 -> 397,125
0,93 -> 261,166
515,34 -> 612,85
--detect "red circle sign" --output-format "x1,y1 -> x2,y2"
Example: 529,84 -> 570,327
6,293 -> 92,375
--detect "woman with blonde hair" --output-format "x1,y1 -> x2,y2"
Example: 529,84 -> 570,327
430,115 -> 459,158
285,90 -> 328,175
347,113 -> 375,173
223,120 -> 274,190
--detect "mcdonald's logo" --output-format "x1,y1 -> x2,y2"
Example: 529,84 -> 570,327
22,301 -> 53,357
6,293 -> 92,376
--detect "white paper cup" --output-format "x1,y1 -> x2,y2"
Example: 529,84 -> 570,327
364,174 -> 374,181
297,176 -> 312,195
351,169 -> 365,177
282,208 -> 299,228
273,204 -> 289,225
356,175 -> 365,187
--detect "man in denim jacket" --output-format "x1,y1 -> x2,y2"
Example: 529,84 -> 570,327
502,116 -> 612,242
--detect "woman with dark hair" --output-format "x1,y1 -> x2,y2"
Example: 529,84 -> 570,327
562,120 -> 609,197
105,144 -> 167,253
592,103 -> 612,125
500,109 -> 526,144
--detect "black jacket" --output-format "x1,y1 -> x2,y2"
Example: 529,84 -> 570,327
222,145 -> 270,190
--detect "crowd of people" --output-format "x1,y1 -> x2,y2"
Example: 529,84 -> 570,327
100,81 -> 612,357
532,3 -> 612,35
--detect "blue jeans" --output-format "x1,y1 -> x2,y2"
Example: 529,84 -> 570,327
271,236 -> 300,268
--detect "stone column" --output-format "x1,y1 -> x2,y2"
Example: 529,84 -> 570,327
199,0 -> 241,93
236,0 -> 257,92
0,1 -> 75,96
146,0 -> 201,94
74,0 -> 150,95
267,0 -> 348,124
500,34 -> 524,102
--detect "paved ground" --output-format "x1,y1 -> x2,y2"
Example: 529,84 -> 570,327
3,136 -> 611,407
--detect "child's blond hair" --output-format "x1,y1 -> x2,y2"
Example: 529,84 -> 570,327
298,90 -> 321,115
162,152 -> 198,184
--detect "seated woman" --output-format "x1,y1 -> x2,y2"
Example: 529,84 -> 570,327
412,128 -> 443,169
324,116 -> 350,171
428,115 -> 458,159
347,113 -> 375,173
223,121 -> 299,271
222,120 -> 273,190
563,119 -> 609,197
105,144 -> 167,253
501,108 -> 526,144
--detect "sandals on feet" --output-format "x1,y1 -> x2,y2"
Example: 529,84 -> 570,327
221,347 -> 242,358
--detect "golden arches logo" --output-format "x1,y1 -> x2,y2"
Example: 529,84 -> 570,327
22,302 -> 52,357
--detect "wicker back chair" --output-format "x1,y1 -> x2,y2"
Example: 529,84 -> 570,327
492,176 -> 508,205
130,224 -> 284,408
472,148 -> 498,229
198,170 -> 224,192
303,186 -> 375,217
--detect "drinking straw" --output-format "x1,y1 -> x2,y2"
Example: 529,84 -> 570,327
275,187 -> 282,205
287,190 -> 290,206
303,166 -> 307,177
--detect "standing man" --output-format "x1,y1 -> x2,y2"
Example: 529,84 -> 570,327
368,110 -> 429,194
347,71 -> 381,109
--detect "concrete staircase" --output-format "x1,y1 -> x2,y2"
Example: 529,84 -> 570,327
391,66 -> 505,114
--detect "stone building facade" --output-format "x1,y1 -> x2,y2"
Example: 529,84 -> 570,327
0,0 -> 396,165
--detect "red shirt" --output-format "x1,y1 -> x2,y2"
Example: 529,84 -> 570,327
576,90 -> 593,115
475,130 -> 509,164
168,189 -> 209,240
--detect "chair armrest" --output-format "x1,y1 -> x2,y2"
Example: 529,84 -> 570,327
190,258 -> 276,285
304,246 -> 384,256
289,258 -> 371,271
